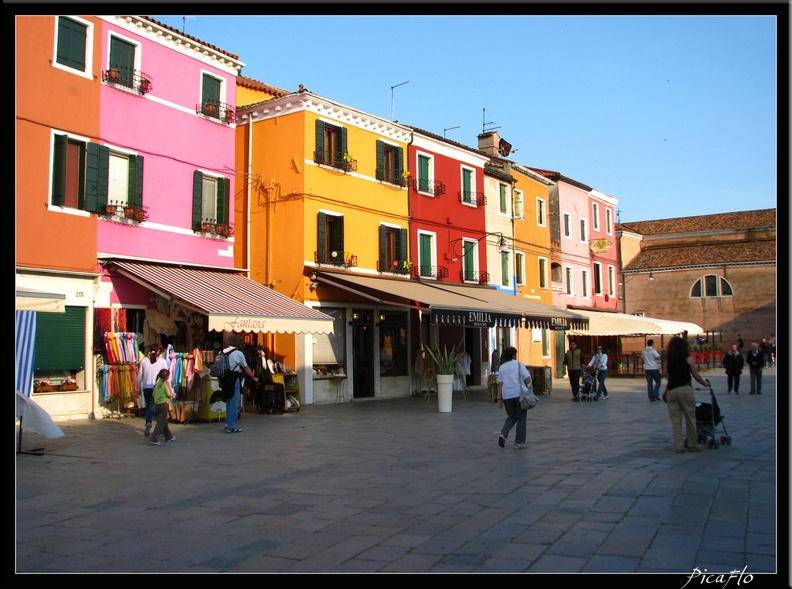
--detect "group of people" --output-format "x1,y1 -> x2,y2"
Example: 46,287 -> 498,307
562,341 -> 609,401
136,333 -> 260,445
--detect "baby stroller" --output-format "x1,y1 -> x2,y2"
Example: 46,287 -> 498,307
694,385 -> 732,449
579,368 -> 597,402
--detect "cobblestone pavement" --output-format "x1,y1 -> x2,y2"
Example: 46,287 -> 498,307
16,369 -> 782,580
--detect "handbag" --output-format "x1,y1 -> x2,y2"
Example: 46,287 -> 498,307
518,363 -> 539,410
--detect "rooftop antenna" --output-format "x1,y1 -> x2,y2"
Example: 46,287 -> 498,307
181,16 -> 195,35
444,126 -> 461,138
390,80 -> 409,121
482,108 -> 501,134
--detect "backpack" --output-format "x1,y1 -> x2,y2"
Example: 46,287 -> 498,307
210,348 -> 233,378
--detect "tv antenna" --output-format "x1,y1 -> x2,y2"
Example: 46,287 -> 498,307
482,108 -> 501,134
444,126 -> 461,138
390,80 -> 409,121
181,16 -> 196,35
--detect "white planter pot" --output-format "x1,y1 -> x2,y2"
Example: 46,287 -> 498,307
436,374 -> 454,413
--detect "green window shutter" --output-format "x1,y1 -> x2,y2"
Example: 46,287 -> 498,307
463,169 -> 472,194
216,177 -> 230,224
52,134 -> 68,206
86,143 -> 108,212
394,147 -> 404,181
34,306 -> 85,371
396,228 -> 407,263
379,225 -> 388,268
376,140 -> 385,181
109,37 -> 135,87
56,17 -> 87,70
332,215 -> 344,252
340,127 -> 348,160
202,75 -> 221,105
315,120 -> 325,162
464,243 -> 475,276
317,212 -> 327,260
192,171 -> 203,231
501,252 -> 509,287
126,155 -> 143,209
420,234 -> 432,269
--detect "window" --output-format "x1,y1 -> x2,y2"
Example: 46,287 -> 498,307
108,35 -> 136,88
542,329 -> 551,357
513,190 -> 524,219
201,73 -> 222,118
593,262 -> 603,294
606,208 -> 613,234
55,16 -> 90,73
460,168 -> 477,205
317,212 -> 345,265
193,171 -> 230,230
690,275 -> 733,298
608,265 -> 616,296
312,307 -> 347,364
500,251 -> 510,287
418,232 -> 436,278
416,153 -> 433,193
515,252 -> 526,286
34,306 -> 85,372
563,213 -> 572,238
499,183 -> 509,214
379,311 -> 408,376
462,238 -> 477,282
376,141 -> 404,185
565,266 -> 574,295
580,218 -> 588,242
592,202 -> 600,231
52,134 -> 143,213
581,269 -> 590,298
379,225 -> 408,273
538,257 -> 549,289
551,262 -> 562,284
536,198 -> 546,227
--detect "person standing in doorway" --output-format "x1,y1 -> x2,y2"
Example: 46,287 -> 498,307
642,339 -> 662,402
746,342 -> 764,394
563,340 -> 583,402
137,344 -> 168,438
496,346 -> 532,449
222,334 -> 259,433
587,345 -> 609,400
722,342 -> 744,394
664,336 -> 710,454
149,368 -> 177,445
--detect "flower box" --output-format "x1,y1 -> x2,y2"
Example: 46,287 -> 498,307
201,222 -> 213,232
58,384 -> 79,391
214,224 -> 233,237
124,207 -> 136,219
105,204 -> 118,216
140,78 -> 151,93
133,208 -> 148,221
107,68 -> 120,82
204,103 -> 217,115
34,385 -> 57,393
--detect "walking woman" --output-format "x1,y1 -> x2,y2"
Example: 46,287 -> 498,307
664,336 -> 709,454
149,368 -> 177,445
496,346 -> 532,450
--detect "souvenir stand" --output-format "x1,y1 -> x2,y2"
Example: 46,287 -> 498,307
99,331 -> 140,418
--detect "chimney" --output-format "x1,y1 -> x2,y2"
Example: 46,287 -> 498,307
478,131 -> 500,156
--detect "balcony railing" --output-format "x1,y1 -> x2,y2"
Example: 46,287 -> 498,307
315,251 -> 358,268
461,270 -> 489,284
197,100 -> 236,124
375,168 -> 410,187
412,265 -> 449,280
459,191 -> 486,207
314,150 -> 357,173
412,178 -> 446,196
103,68 -> 153,95
377,259 -> 411,275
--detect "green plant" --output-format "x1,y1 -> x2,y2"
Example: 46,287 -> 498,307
425,338 -> 463,375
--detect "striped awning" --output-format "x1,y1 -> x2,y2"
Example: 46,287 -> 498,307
108,261 -> 334,334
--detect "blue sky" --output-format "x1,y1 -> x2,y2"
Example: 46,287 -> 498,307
151,14 -> 779,223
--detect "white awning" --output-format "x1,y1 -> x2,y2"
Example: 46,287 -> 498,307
567,310 -> 702,336
15,287 -> 66,313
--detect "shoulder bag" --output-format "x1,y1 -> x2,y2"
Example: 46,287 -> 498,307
518,363 -> 539,410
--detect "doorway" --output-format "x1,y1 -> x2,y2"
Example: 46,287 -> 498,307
351,308 -> 374,398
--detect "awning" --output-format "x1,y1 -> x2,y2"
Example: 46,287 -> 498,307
423,282 -> 589,330
314,272 -> 523,327
567,310 -> 702,336
16,287 -> 66,313
109,261 -> 334,334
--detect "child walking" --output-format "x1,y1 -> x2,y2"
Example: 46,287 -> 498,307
149,368 -> 177,445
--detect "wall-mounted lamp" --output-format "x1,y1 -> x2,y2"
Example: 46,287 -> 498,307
648,272 -> 654,281
496,235 -> 509,254
309,281 -> 319,291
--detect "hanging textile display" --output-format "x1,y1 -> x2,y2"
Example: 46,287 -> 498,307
101,364 -> 138,404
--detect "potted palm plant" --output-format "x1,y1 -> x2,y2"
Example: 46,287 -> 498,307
425,338 -> 463,413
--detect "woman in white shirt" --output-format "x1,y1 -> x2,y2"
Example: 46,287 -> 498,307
496,347 -> 532,449
587,345 -> 609,400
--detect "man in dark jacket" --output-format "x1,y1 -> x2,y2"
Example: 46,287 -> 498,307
746,342 -> 764,394
722,343 -> 744,394
562,341 -> 583,402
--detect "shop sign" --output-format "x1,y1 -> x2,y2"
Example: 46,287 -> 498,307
589,238 -> 613,253
549,317 -> 570,330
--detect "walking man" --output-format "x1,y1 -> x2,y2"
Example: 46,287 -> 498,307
642,339 -> 662,401
722,343 -> 744,394
746,342 -> 764,394
563,340 -> 583,402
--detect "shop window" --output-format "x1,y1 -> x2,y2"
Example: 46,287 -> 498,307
690,275 -> 733,298
379,312 -> 408,376
192,171 -> 229,230
312,307 -> 347,364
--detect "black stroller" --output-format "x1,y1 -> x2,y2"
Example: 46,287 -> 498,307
694,385 -> 732,449
579,369 -> 597,402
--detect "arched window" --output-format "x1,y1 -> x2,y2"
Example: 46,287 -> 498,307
690,275 -> 733,298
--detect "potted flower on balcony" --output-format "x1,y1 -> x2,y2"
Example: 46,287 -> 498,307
123,206 -> 136,219
107,68 -> 120,82
34,379 -> 56,393
204,102 -> 217,115
133,207 -> 148,222
140,78 -> 152,94
214,224 -> 233,237
201,219 -> 214,232
105,201 -> 120,216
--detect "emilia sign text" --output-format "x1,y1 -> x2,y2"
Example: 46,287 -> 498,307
681,567 -> 754,589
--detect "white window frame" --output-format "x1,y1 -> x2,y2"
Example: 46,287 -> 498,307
593,262 -> 603,295
515,252 -> 526,286
416,151 -> 435,196
107,31 -> 143,82
461,238 -> 479,283
498,182 -> 511,216
581,269 -> 590,298
52,16 -> 94,80
460,165 -> 476,207
538,257 -> 549,289
606,208 -> 613,235
608,265 -> 616,296
513,189 -> 524,219
417,230 -> 437,278
580,218 -> 588,243
563,212 -> 572,238
201,70 -> 227,110
565,266 -> 574,296
592,202 -> 600,231
536,197 -> 547,227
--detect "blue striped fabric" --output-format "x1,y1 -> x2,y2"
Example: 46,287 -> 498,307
15,311 -> 36,397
